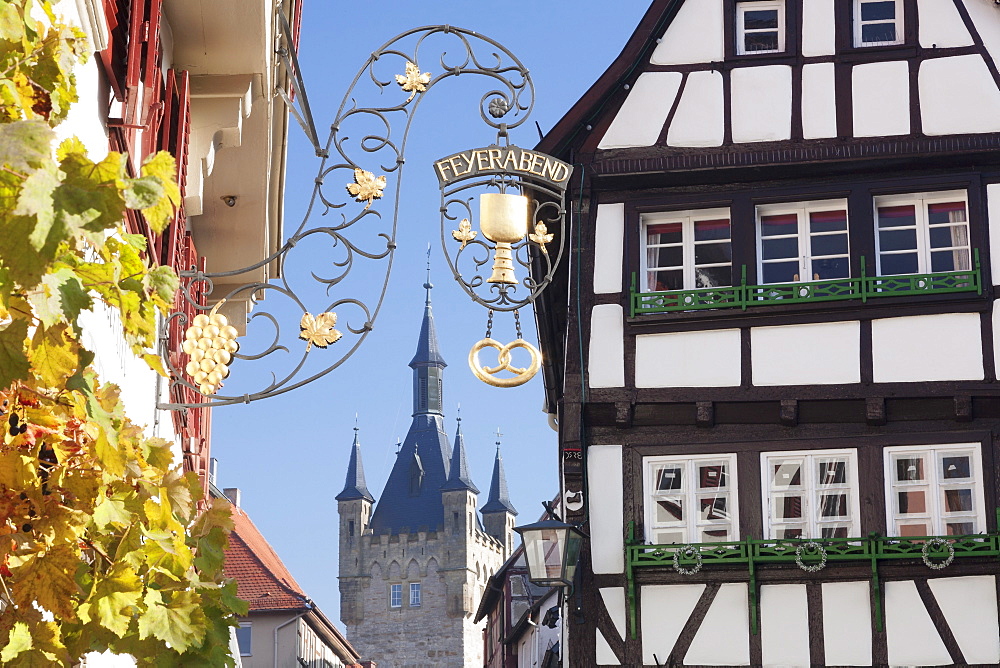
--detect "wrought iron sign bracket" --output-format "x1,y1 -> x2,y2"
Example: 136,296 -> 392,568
159,25 -> 567,410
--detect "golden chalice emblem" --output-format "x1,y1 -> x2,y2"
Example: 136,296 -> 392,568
468,337 -> 541,388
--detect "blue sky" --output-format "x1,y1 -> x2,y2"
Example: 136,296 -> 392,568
210,1 -> 649,626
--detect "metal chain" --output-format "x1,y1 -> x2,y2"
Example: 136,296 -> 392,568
485,309 -> 494,339
514,309 -> 523,339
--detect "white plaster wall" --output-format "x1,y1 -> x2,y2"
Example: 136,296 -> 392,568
802,62 -> 838,139
666,71 -> 725,147
928,576 -> 1000,664
685,583 -> 751,666
852,61 -> 911,137
596,630 -> 619,666
993,300 -> 1000,379
587,445 -> 624,574
588,305 -> 625,388
760,584 -> 810,667
599,588 -> 627,640
57,3 -> 110,161
635,329 -> 741,388
885,580 -> 952,666
731,66 -> 792,143
640,584 -> 704,665
962,0 -> 1000,68
78,304 -> 175,445
822,581 -> 873,666
990,184 -> 1000,285
872,313 -> 984,382
650,0 -> 724,65
598,72 -> 683,149
920,55 -> 1000,135
802,0 -> 836,56
918,0 -> 974,48
594,204 -> 625,294
751,321 -> 861,386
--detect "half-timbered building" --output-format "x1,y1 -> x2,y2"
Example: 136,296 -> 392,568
534,0 -> 1000,664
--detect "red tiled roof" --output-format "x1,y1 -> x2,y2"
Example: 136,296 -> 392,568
223,505 -> 309,611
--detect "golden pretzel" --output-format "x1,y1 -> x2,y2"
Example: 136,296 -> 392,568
468,338 -> 542,388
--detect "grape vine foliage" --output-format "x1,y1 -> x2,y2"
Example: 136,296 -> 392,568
0,1 -> 246,665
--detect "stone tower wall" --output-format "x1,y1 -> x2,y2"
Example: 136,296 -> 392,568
340,526 -> 504,668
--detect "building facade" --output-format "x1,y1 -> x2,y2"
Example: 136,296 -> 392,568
337,281 -> 516,668
534,0 -> 1000,665
60,0 -> 299,493
475,546 -> 561,668
222,487 -> 364,668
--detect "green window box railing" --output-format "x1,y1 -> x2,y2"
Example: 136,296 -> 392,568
630,251 -> 982,317
623,516 -> 1000,638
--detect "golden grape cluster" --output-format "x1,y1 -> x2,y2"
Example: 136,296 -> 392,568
182,313 -> 240,395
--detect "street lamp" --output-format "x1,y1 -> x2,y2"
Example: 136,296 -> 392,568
515,519 -> 585,589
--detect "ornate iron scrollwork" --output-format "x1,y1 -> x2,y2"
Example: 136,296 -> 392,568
158,25 -> 538,409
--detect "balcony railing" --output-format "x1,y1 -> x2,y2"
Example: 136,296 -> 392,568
623,516 -> 1000,638
630,252 -> 982,317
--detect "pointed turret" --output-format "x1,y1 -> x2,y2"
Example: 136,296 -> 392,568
481,443 -> 517,515
336,427 -> 375,502
337,426 -> 374,625
408,257 -> 446,416
369,256 -> 452,534
441,413 -> 479,493
481,436 -> 517,558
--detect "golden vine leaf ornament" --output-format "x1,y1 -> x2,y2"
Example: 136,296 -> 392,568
452,218 -> 477,249
395,60 -> 432,102
299,311 -> 342,351
346,168 -> 386,210
528,221 -> 554,254
468,338 -> 542,388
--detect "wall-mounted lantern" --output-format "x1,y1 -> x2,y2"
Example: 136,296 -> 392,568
515,519 -> 585,589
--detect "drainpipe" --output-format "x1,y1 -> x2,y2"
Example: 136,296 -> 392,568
273,602 -> 311,668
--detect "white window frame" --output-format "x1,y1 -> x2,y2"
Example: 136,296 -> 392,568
641,208 -> 733,292
854,0 -> 904,47
756,199 -> 851,285
643,453 -> 739,544
236,621 -> 252,657
761,449 -> 861,540
884,443 -> 986,537
873,190 -> 970,276
389,583 -> 402,608
409,582 -> 421,607
736,0 -> 786,55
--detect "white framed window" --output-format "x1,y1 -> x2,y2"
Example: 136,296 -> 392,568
756,200 -> 850,284
644,453 -> 738,544
885,443 -> 985,537
854,0 -> 904,47
642,208 -> 732,292
389,583 -> 402,608
409,582 -> 421,607
236,622 -> 252,656
874,190 -> 970,276
736,1 -> 785,55
763,449 -> 860,539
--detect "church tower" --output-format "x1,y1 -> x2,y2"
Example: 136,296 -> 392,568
337,270 -> 508,668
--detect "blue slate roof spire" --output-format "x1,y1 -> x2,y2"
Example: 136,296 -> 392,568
409,246 -> 447,370
481,432 -> 517,515
442,409 -> 480,493
335,426 -> 375,503
368,257 -> 453,534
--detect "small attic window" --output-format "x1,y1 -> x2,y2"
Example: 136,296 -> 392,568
854,0 -> 903,47
736,1 -> 785,55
